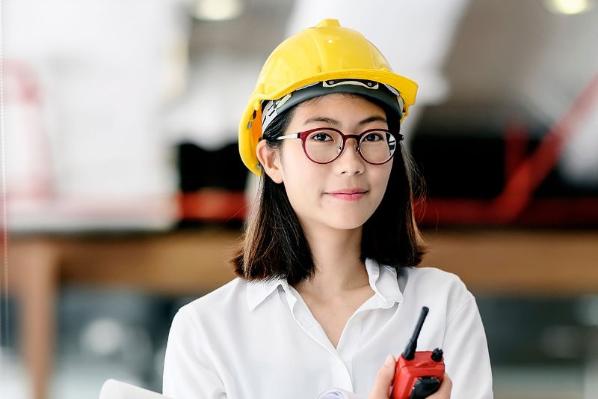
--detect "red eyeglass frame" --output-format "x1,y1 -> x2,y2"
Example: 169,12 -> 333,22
274,127 -> 403,165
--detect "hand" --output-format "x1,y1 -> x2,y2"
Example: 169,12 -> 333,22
368,355 -> 452,399
427,374 -> 451,399
367,354 -> 396,399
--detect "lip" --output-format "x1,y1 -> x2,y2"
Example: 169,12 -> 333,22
326,188 -> 369,201
327,188 -> 368,194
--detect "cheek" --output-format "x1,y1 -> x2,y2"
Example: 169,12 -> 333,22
280,143 -> 325,180
370,164 -> 393,199
279,148 -> 321,205
284,166 -> 320,199
381,164 -> 393,189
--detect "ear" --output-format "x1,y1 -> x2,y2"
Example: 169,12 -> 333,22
256,139 -> 284,183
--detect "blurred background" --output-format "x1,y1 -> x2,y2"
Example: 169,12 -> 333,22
1,0 -> 598,398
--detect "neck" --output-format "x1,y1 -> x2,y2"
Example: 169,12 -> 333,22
293,223 -> 370,298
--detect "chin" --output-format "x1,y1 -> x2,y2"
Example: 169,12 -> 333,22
325,214 -> 370,231
330,223 -> 365,231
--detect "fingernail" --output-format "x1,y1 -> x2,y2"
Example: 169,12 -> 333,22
384,354 -> 395,367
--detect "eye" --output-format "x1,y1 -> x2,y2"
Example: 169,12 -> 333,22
362,131 -> 385,142
309,131 -> 334,142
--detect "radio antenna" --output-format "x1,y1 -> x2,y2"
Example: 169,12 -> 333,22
402,306 -> 429,360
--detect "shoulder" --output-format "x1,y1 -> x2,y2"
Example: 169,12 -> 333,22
171,277 -> 249,331
401,266 -> 469,294
399,266 -> 476,321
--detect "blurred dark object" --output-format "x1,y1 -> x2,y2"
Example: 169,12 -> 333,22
411,89 -> 598,228
176,142 -> 248,228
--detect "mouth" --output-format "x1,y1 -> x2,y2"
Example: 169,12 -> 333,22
325,189 -> 369,201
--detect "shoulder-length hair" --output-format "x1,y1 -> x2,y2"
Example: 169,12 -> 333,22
231,96 -> 426,286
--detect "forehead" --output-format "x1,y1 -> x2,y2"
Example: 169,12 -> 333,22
291,93 -> 387,121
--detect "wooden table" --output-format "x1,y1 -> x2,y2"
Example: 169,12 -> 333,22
4,227 -> 598,399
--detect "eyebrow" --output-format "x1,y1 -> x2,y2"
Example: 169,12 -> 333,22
303,115 -> 387,126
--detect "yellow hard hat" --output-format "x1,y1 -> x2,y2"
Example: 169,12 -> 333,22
239,18 -> 419,176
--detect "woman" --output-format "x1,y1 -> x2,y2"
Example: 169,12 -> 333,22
163,19 -> 493,399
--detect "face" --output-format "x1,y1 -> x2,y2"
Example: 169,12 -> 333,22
257,93 -> 394,233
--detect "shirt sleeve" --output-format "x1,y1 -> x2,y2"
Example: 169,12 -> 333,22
443,294 -> 494,399
162,308 -> 227,399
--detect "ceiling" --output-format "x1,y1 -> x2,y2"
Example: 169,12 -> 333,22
188,0 -> 598,123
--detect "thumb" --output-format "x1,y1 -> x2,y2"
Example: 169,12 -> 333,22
368,354 -> 396,399
427,374 -> 452,398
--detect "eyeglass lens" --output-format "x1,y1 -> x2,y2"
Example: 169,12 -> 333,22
304,129 -> 396,164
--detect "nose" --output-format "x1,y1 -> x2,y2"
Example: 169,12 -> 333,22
334,137 -> 365,175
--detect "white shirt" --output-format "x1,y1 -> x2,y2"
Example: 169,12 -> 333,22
162,258 -> 493,399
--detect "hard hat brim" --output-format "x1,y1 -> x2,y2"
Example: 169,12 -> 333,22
261,79 -> 404,134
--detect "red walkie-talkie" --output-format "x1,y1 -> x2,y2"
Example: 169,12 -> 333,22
391,306 -> 445,399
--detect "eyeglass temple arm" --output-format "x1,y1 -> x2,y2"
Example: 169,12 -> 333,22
276,133 -> 301,140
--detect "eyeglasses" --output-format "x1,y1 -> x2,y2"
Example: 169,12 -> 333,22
275,127 -> 402,165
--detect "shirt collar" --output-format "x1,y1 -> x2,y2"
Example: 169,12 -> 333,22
246,276 -> 287,311
365,257 -> 403,305
246,258 -> 403,312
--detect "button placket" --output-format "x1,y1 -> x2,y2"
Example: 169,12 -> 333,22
336,313 -> 362,376
287,286 -> 358,390
337,295 -> 384,373
283,285 -> 337,354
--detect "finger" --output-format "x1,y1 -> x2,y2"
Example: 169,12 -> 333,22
368,354 -> 396,399
427,374 -> 452,399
